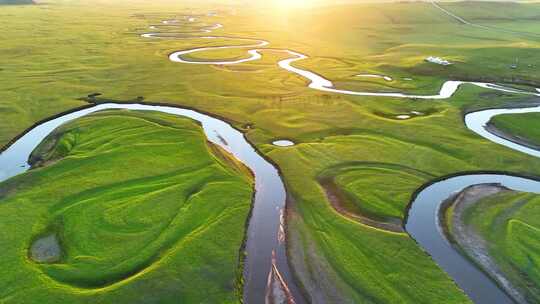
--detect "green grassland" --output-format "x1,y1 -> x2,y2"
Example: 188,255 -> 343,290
265,88 -> 540,303
2,0 -> 540,147
2,0 -> 540,303
317,163 -> 435,222
458,191 -> 540,303
491,112 -> 540,147
0,110 -> 253,303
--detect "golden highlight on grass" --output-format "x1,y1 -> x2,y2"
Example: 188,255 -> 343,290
2,0 -> 540,303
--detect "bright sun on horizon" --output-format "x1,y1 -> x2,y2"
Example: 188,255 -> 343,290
275,0 -> 313,8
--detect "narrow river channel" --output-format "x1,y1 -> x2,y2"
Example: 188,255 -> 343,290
144,15 -> 540,303
406,107 -> 540,304
0,103 -> 305,304
2,100 -> 539,304
0,14 -> 538,304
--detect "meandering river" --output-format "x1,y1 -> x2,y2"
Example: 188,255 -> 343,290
406,174 -> 540,304
0,14 -> 539,304
148,19 -> 540,100
405,108 -> 540,304
466,106 -> 540,158
146,16 -> 540,303
0,103 -> 304,304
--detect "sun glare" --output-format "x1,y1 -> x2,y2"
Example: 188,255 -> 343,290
275,0 -> 312,8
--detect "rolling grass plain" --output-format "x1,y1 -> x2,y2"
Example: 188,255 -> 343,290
457,191 -> 540,303
1,0 -> 540,302
0,110 -> 253,303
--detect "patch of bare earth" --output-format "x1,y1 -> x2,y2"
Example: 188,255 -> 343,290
286,197 -> 360,304
265,250 -> 295,304
30,234 -> 61,263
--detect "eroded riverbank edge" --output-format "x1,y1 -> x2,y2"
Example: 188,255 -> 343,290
485,122 -> 540,152
403,170 -> 540,303
461,97 -> 540,155
286,195 -> 360,304
439,184 -> 528,304
4,95 -> 540,304
318,177 -> 404,233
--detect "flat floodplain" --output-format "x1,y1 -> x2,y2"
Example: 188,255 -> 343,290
1,0 -> 540,303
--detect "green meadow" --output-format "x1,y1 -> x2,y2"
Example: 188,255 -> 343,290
0,111 -> 253,303
456,191 -> 540,303
265,87 -> 540,302
491,112 -> 540,148
1,0 -> 540,302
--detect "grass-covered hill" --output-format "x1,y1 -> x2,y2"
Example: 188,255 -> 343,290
0,110 -> 254,303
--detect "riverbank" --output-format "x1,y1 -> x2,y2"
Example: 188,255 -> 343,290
486,110 -> 540,153
0,110 -> 255,303
486,122 -> 540,152
319,177 -> 404,233
441,184 -> 540,303
404,173 -> 540,303
441,184 -> 527,304
4,1 -> 540,303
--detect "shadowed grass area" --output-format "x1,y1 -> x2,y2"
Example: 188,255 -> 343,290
0,110 -> 253,303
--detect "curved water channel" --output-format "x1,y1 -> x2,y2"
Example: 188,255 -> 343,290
143,19 -> 540,99
466,106 -> 540,158
0,13 -> 539,304
0,103 -> 303,304
2,103 -> 538,304
406,174 -> 540,304
405,108 -> 540,304
143,16 -> 540,303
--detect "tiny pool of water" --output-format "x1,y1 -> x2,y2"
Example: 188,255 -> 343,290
272,140 -> 295,147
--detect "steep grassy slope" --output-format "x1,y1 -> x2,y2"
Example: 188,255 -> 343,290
0,110 -> 253,303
